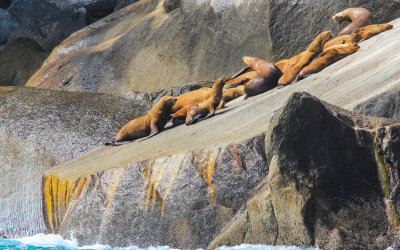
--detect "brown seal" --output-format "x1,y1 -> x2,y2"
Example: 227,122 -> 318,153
106,96 -> 177,145
235,57 -> 282,97
216,85 -> 245,109
274,52 -> 305,74
170,87 -> 211,113
224,70 -> 257,87
351,23 -> 394,42
298,42 -> 360,79
172,77 -> 226,125
278,30 -> 332,86
323,35 -> 357,51
332,8 -> 374,36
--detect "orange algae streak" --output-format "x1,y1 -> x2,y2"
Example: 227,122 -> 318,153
42,174 -> 91,233
42,175 -> 55,233
193,149 -> 219,204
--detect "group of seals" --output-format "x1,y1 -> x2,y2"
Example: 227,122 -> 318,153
107,7 -> 394,145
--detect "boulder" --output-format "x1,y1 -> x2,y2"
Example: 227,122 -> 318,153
0,86 -> 149,238
354,88 -> 400,121
0,38 -> 49,86
25,0 -> 400,94
114,0 -> 138,11
0,8 -> 18,45
209,92 -> 400,249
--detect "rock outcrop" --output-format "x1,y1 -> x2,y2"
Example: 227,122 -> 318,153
0,86 -> 149,238
209,92 -> 400,249
0,8 -> 18,45
40,18 -> 400,248
25,0 -> 400,94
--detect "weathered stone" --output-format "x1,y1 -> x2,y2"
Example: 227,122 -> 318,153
0,8 -> 18,45
209,92 -> 400,249
7,0 -> 87,51
354,88 -> 400,121
163,0 -> 180,13
0,38 -> 49,86
26,0 -> 400,94
114,0 -> 138,11
0,86 -> 149,238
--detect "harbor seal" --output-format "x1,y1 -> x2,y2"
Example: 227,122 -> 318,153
106,96 -> 177,145
332,8 -> 374,36
278,30 -> 332,86
298,42 -> 360,79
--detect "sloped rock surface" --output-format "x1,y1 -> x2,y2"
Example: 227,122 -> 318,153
0,86 -> 149,238
42,19 -> 400,248
209,92 -> 400,249
25,0 -> 400,94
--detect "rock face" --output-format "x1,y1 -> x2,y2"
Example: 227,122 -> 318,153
41,19 -> 400,248
25,0 -> 400,94
354,88 -> 400,121
0,8 -> 18,45
209,92 -> 400,249
0,86 -> 149,238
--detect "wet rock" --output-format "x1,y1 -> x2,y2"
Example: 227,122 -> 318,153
354,88 -> 400,121
26,0 -> 400,94
0,86 -> 149,238
0,8 -> 18,45
209,92 -> 399,249
0,0 -> 11,9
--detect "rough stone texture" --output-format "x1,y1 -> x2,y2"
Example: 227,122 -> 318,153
0,86 -> 149,238
354,87 -> 400,121
114,0 -> 138,11
0,38 -> 49,86
42,20 -> 400,248
25,0 -> 400,94
0,8 -> 18,45
209,92 -> 400,249
44,135 -> 267,248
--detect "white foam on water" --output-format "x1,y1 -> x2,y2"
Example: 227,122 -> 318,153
1,233 -> 322,250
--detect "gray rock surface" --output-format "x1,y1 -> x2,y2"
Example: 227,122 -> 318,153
0,86 -> 149,238
209,92 -> 399,249
0,8 -> 18,45
26,0 -> 400,94
114,0 -> 138,11
354,88 -> 400,121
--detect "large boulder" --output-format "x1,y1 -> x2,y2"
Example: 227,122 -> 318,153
0,86 -> 149,238
209,92 -> 400,249
0,8 -> 18,45
25,0 -> 400,94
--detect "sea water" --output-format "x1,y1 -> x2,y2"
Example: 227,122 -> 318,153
0,233 -> 319,250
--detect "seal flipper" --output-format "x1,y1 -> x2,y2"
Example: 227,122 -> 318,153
224,78 -> 249,89
228,66 -> 251,80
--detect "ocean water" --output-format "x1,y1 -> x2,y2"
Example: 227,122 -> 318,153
0,233 -> 319,250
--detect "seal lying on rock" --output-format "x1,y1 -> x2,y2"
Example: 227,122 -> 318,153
278,31 -> 332,86
228,57 -> 282,97
172,77 -> 226,125
323,35 -> 357,51
351,23 -> 394,42
332,8 -> 374,36
105,96 -> 177,146
274,52 -> 305,74
170,87 -> 210,113
298,42 -> 360,80
217,85 -> 245,109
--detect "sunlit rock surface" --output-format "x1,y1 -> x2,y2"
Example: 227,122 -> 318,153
26,0 -> 400,94
42,19 -> 400,248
